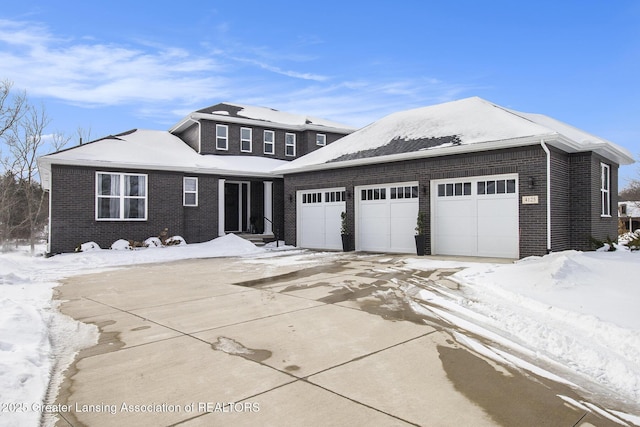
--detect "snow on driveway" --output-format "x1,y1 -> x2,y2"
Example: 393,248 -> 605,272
406,249 -> 640,425
1,236 -> 639,426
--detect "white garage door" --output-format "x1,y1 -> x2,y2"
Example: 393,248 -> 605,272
356,182 -> 419,253
297,188 -> 346,250
431,174 -> 519,258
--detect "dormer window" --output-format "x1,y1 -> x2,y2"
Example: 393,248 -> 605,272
316,133 -> 326,146
216,124 -> 228,150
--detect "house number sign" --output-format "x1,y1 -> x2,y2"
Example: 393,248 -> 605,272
522,195 -> 539,204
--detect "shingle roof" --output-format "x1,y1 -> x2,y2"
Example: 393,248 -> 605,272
275,97 -> 634,173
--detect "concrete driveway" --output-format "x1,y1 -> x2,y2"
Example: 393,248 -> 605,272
49,252 -> 618,426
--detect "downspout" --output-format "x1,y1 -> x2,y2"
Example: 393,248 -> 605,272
540,139 -> 552,253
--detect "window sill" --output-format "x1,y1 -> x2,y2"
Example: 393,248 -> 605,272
96,218 -> 148,222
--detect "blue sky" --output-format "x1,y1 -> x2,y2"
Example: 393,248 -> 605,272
1,1 -> 639,186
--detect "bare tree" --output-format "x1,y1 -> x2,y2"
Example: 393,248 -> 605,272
0,80 -> 26,138
3,102 -> 51,252
76,126 -> 92,145
0,80 -> 27,249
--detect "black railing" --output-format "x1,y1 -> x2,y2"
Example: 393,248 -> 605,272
263,217 -> 279,247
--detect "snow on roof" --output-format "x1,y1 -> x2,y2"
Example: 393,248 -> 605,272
275,97 -> 634,173
188,102 -> 357,132
619,201 -> 640,217
38,129 -> 288,189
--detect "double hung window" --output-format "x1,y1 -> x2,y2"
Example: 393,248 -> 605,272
601,163 -> 610,216
264,130 -> 275,154
183,177 -> 198,207
216,124 -> 228,150
240,127 -> 252,152
96,172 -> 147,220
285,133 -> 296,157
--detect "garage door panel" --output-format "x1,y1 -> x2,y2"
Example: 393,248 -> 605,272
357,182 -> 419,253
324,204 -> 345,249
433,175 -> 518,259
298,189 -> 345,250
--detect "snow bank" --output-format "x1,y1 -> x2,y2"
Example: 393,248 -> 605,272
0,234 -> 281,426
414,250 -> 640,408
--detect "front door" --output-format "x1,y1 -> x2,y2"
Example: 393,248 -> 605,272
225,182 -> 250,232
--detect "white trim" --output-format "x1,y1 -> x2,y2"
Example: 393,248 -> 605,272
183,177 -> 198,207
264,181 -> 273,235
218,179 -> 225,236
240,127 -> 252,153
264,130 -> 275,155
601,162 -> 611,217
47,184 -> 52,253
541,140 -> 552,251
316,133 -> 327,146
38,157 -> 283,179
95,171 -> 148,221
216,124 -> 228,150
169,112 -> 357,135
275,132 -> 635,175
285,133 -> 296,157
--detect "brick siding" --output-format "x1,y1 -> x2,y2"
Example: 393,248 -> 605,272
198,120 -> 347,160
284,145 -> 620,258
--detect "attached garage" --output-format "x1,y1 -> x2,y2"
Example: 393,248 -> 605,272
356,182 -> 419,253
431,174 -> 519,258
297,188 -> 346,250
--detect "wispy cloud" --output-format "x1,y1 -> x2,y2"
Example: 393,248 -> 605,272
231,56 -> 329,82
0,19 -> 227,107
0,18 -> 475,129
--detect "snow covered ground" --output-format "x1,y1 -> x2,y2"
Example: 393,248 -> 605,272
406,247 -> 640,425
1,235 -> 639,425
0,234 -> 292,426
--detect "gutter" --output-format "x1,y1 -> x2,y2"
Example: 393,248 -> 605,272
36,157 -> 284,179
277,134 -> 554,174
170,112 -> 357,135
540,139 -> 552,252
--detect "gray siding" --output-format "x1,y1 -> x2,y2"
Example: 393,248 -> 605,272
175,123 -> 200,152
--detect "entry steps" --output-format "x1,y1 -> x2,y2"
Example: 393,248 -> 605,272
234,233 -> 276,247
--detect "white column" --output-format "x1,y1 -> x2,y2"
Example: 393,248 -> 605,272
263,181 -> 273,235
218,179 -> 226,237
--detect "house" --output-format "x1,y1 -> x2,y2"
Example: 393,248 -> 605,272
276,97 -> 634,259
37,103 -> 356,254
618,201 -> 640,233
38,97 -> 634,259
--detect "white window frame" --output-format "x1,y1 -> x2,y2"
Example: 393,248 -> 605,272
216,124 -> 228,150
316,133 -> 326,146
183,177 -> 198,207
285,133 -> 296,157
601,163 -> 611,217
240,127 -> 252,153
96,172 -> 148,221
264,130 -> 275,155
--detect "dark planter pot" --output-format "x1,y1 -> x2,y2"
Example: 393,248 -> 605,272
341,234 -> 354,252
415,235 -> 426,256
